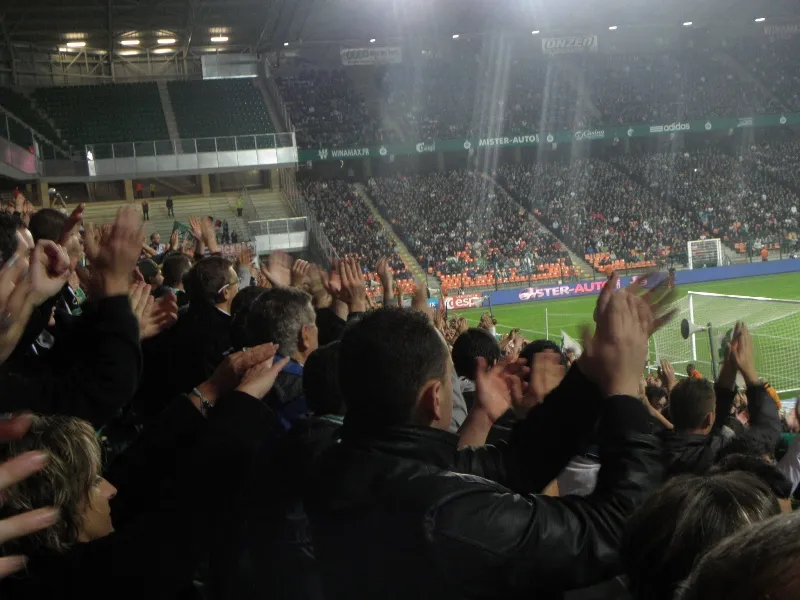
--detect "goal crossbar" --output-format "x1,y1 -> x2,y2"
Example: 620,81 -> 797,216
689,291 -> 800,305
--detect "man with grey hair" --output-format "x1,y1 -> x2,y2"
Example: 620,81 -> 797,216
246,287 -> 319,429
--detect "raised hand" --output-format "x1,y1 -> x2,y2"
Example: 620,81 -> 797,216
169,229 -> 179,251
0,251 -> 37,365
474,357 -> 516,424
237,247 -> 253,270
520,352 -> 566,412
659,358 -> 677,392
28,240 -> 72,306
0,415 -> 60,579
189,216 -> 203,240
291,259 -> 311,289
411,278 -> 432,321
580,273 -> 675,397
339,256 -> 367,312
433,302 -> 446,331
261,250 -> 293,288
84,208 -> 144,298
129,283 -> 178,340
729,321 -> 758,385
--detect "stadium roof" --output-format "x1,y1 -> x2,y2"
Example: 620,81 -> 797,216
3,0 -> 800,55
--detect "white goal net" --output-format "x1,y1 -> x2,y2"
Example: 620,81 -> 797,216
687,238 -> 723,269
651,291 -> 800,393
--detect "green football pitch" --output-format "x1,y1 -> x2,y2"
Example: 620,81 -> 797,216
460,272 -> 800,395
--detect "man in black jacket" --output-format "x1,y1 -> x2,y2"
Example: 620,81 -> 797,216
134,256 -> 239,419
661,321 -> 781,476
306,277 -> 666,600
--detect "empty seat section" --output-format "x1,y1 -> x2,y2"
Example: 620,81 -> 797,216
32,83 -> 168,147
167,79 -> 274,140
0,87 -> 64,147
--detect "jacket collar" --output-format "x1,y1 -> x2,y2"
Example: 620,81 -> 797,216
340,422 -> 460,471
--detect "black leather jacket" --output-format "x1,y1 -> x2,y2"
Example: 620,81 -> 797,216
305,367 -> 664,600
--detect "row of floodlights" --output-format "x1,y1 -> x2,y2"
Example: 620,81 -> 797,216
449,17 -> 770,38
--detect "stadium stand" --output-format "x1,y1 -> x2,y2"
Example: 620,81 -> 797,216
0,87 -> 64,147
368,170 -> 575,289
276,70 -> 383,148
300,179 -> 413,294
167,79 -> 275,140
32,83 -> 168,147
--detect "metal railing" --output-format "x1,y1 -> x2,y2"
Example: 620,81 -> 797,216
0,105 -> 71,160
248,217 -> 308,238
279,167 -> 336,267
86,132 -> 296,160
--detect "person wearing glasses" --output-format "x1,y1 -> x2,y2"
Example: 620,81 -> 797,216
134,257 -> 240,420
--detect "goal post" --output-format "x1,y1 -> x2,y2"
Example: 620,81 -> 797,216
651,291 -> 800,393
688,238 -> 723,270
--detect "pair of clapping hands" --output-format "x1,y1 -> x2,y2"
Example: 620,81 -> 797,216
471,274 -> 676,422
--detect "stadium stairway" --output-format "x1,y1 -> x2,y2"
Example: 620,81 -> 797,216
352,183 -> 431,284
480,173 -> 595,279
156,81 -> 181,142
249,190 -> 294,221
79,194 -> 248,243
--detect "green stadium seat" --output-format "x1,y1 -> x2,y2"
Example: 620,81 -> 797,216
167,79 -> 275,140
0,87 -> 66,151
31,83 -> 169,148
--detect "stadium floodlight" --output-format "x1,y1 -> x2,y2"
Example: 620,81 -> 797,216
118,50 -> 140,56
683,21 -> 693,26
532,30 -> 540,35
120,39 -> 140,46
755,17 -> 766,22
157,38 -> 176,44
283,42 -> 289,46
58,47 -> 68,52
608,25 -> 618,30
452,34 -> 460,39
370,38 -> 376,43
152,47 -> 173,54
66,41 -> 86,48
210,36 -> 228,43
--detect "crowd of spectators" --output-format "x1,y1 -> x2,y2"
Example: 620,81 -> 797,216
299,179 -> 411,288
727,34 -> 800,112
583,50 -> 782,125
614,148 -> 800,245
280,40 -> 799,149
368,170 -> 574,286
276,70 -> 384,148
499,159 -> 689,269
380,56 -> 590,141
2,185 -> 800,600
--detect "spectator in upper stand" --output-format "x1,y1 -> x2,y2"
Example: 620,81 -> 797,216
246,286 -> 319,429
149,183 -> 156,198
236,196 -> 243,217
622,471 -> 781,600
306,276 -> 667,600
141,198 -> 149,221
166,195 -> 174,217
661,322 -> 782,476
